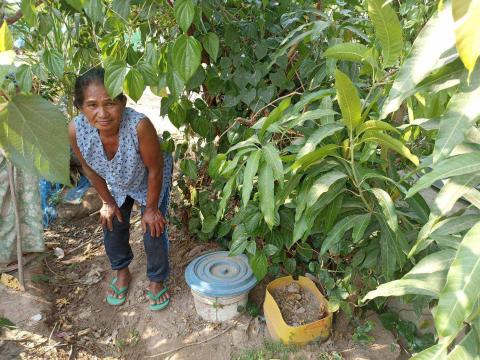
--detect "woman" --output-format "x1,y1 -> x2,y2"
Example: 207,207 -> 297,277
68,68 -> 173,310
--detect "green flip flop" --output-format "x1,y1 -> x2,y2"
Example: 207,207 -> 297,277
106,277 -> 129,306
146,287 -> 170,311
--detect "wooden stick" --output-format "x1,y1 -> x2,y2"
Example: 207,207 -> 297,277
7,161 -> 25,291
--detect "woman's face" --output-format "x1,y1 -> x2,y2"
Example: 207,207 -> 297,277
80,82 -> 126,133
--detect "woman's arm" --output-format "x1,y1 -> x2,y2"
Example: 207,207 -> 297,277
137,118 -> 165,237
68,121 -> 123,229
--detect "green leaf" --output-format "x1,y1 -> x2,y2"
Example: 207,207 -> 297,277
381,2 -> 456,117
410,344 -> 447,360
361,131 -> 419,166
406,152 -> 480,198
112,0 -> 130,20
363,249 -> 455,301
433,65 -> 480,163
180,159 -> 198,180
0,317 -> 15,329
201,215 -> 218,234
262,144 -> 284,185
264,244 -> 279,256
42,49 -> 64,78
242,150 -> 261,207
297,123 -> 344,159
202,32 -> 220,62
335,69 -> 362,131
452,0 -> 480,74
216,174 -> 237,220
291,144 -> 338,172
229,224 -> 248,256
166,70 -> 185,99
367,0 -> 403,67
227,135 -> 259,154
104,60 -> 128,98
355,120 -> 400,137
65,0 -> 86,11
16,65 -> 33,93
435,222 -> 480,337
259,161 -> 275,229
20,0 -> 37,27
174,0 -> 195,33
307,170 -> 347,208
324,194 -> 344,234
168,100 -> 187,128
123,69 -> 145,102
370,188 -> 398,232
172,35 -> 202,82
259,97 -> 291,140
0,95 -> 69,184
446,327 -> 480,360
430,174 -> 480,216
352,213 -> 371,243
84,0 -> 104,23
321,214 -> 365,255
324,42 -> 376,69
136,61 -> 158,87
249,251 -> 268,280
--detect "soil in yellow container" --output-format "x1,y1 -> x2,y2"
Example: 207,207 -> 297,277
264,276 -> 332,345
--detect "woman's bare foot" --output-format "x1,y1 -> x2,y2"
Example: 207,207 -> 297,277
107,268 -> 131,300
147,281 -> 170,306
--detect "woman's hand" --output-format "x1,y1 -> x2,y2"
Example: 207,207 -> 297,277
100,202 -> 123,231
141,207 -> 166,238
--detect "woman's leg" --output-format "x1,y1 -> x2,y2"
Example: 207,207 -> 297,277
103,196 -> 134,298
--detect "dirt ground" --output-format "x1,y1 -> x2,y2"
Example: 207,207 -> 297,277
0,184 -> 406,359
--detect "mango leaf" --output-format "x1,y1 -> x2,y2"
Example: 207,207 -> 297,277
42,49 -> 64,78
432,214 -> 480,237
378,215 -> 408,279
355,120 -> 400,136
0,95 -> 69,184
249,251 -> 268,280
352,213 -> 371,243
201,215 -> 217,234
361,131 -> 419,166
220,148 -> 254,176
363,249 -> 455,301
452,0 -> 480,74
282,109 -> 338,130
262,144 -> 284,185
291,144 -> 338,172
172,35 -> 202,82
307,170 -> 347,208
381,1 -> 456,117
324,42 -> 376,69
202,32 -> 220,62
242,150 -> 261,207
0,22 -> 13,52
104,60 -> 128,98
321,214 -> 365,255
324,194 -> 344,234
259,97 -> 291,140
433,65 -> 480,163
65,0 -> 87,12
435,222 -> 480,337
229,224 -> 248,256
446,328 -> 480,360
297,123 -> 344,159
410,344 -> 447,360
335,69 -> 362,131
406,152 -> 480,198
174,0 -> 195,33
124,68 -> 145,102
370,188 -> 398,232
227,135 -> 259,154
259,161 -> 275,229
430,174 -> 480,216
216,174 -> 237,220
367,0 -> 403,67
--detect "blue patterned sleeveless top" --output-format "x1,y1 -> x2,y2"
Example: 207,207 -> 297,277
74,107 -> 173,208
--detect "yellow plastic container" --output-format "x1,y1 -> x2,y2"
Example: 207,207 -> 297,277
264,276 -> 332,345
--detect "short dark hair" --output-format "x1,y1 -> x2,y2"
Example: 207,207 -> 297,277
73,67 -> 125,108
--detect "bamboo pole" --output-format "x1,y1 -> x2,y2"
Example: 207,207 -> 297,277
7,161 -> 25,291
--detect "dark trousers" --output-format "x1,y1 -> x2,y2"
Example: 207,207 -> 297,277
102,186 -> 170,283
